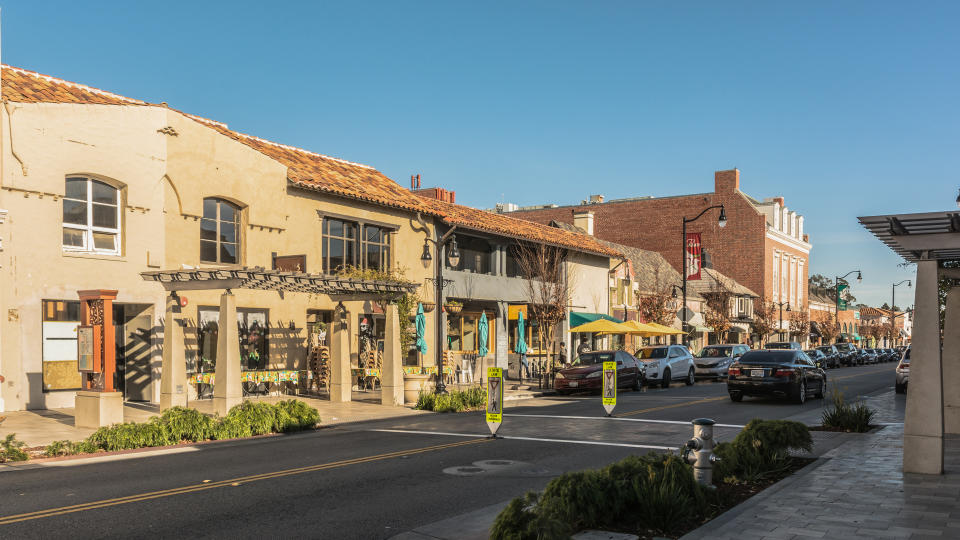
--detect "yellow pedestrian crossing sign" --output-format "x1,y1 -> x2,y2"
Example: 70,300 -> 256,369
486,367 -> 504,436
602,361 -> 616,416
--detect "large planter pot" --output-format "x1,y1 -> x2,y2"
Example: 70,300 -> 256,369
444,304 -> 463,315
403,373 -> 433,405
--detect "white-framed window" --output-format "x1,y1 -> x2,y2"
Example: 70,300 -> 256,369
62,176 -> 121,255
201,198 -> 241,264
789,258 -> 796,308
797,261 -> 804,307
781,255 -> 788,303
773,251 -> 780,300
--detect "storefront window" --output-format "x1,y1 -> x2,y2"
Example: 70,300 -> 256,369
197,307 -> 269,371
41,300 -> 83,391
447,312 -> 494,353
357,314 -> 385,368
323,218 -> 358,273
445,235 -> 492,274
362,225 -> 391,272
505,245 -> 525,278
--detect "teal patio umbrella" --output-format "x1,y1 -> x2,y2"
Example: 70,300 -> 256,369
516,311 -> 529,380
415,303 -> 428,360
478,312 -> 489,384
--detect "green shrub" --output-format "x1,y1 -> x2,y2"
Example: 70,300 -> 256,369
490,491 -> 567,540
415,391 -> 436,411
87,421 -> 171,451
43,440 -> 73,457
210,414 -> 251,440
630,454 -> 709,532
538,469 -> 611,533
413,387 -> 487,412
0,433 -> 29,462
821,388 -> 875,433
224,401 -> 276,436
714,418 -> 812,482
158,406 -> 214,442
274,399 -> 320,432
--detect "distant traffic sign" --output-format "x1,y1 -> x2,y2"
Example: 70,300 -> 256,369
602,361 -> 616,416
486,367 -> 504,436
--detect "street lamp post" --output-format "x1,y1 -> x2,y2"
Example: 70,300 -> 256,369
420,229 -> 461,394
775,301 -> 791,341
682,205 -> 726,346
891,279 -> 912,346
834,270 -> 862,341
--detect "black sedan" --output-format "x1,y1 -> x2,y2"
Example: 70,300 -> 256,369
804,349 -> 828,369
816,345 -> 841,368
554,350 -> 642,395
727,350 -> 826,404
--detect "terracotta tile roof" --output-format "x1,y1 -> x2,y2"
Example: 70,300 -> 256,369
416,197 -> 622,258
1,64 -> 432,213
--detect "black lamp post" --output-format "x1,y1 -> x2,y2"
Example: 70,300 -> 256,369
420,229 -> 460,394
834,270 -> 862,341
891,279 -> 911,346
775,301 -> 791,341
682,205 -> 726,346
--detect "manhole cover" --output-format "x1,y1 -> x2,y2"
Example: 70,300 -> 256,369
480,460 -> 516,467
443,466 -> 487,476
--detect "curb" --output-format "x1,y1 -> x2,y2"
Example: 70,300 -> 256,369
679,456 -> 831,540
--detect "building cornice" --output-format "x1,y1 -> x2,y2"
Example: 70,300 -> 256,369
766,228 -> 811,254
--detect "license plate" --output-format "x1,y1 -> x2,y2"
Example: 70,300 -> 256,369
569,381 -> 578,388
751,369 -> 765,378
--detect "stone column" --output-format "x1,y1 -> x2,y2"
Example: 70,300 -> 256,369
904,258 -> 944,474
329,306 -> 352,402
381,303 -> 404,406
943,287 -> 960,434
159,293 -> 187,409
496,301 -> 509,370
213,290 -> 242,416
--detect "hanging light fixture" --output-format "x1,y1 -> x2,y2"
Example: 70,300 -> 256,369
717,205 -> 727,228
447,235 -> 461,267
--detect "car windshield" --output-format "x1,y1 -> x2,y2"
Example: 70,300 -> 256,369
804,350 -> 819,356
766,343 -> 792,349
698,347 -> 731,358
739,350 -> 797,364
903,349 -> 910,361
817,347 -> 833,353
574,352 -> 615,365
636,347 -> 668,360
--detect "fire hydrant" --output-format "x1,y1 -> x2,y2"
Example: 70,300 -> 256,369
684,418 -> 717,486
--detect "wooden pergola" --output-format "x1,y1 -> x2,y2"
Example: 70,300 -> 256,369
142,268 -> 419,415
860,211 -> 960,474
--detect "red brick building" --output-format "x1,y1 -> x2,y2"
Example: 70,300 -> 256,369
505,169 -> 812,315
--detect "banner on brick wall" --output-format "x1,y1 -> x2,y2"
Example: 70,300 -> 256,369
685,233 -> 702,281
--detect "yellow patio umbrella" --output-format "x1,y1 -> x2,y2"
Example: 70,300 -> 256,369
645,322 -> 686,335
620,320 -> 665,336
568,318 -> 633,334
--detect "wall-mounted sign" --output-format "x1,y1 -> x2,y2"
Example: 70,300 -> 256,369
507,305 -> 528,321
685,233 -> 702,281
77,325 -> 100,373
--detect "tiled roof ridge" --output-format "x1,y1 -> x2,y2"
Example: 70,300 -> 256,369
2,64 -> 147,105
217,125 -> 375,170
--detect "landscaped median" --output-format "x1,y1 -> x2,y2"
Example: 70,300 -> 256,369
491,419 -> 814,540
0,400 -> 320,463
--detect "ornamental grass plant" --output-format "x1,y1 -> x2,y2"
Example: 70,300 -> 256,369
414,386 -> 487,412
820,387 -> 875,433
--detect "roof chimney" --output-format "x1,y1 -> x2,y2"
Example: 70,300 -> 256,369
714,169 -> 740,193
573,210 -> 595,236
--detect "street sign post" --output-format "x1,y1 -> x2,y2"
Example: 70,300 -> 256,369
602,361 -> 616,416
486,367 -> 504,437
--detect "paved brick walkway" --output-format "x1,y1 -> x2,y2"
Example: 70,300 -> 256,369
684,392 -> 960,540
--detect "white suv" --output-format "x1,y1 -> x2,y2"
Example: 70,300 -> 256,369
636,345 -> 696,388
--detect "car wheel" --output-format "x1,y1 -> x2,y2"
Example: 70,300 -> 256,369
661,368 -> 671,389
815,378 -> 826,399
729,391 -> 743,402
795,380 -> 807,404
631,375 -> 641,391
685,367 -> 695,386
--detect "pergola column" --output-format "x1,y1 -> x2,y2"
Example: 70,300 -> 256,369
159,293 -> 187,409
904,258 -> 944,474
943,287 -> 960,434
213,290 -> 242,416
381,303 -> 404,406
329,306 -> 352,402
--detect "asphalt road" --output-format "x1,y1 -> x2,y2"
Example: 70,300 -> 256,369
0,363 -> 896,539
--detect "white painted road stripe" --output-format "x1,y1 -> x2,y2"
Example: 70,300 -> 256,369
503,413 -> 745,428
366,428 -> 679,451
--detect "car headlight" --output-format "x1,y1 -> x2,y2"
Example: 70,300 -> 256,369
586,371 -> 602,379
555,372 -> 565,380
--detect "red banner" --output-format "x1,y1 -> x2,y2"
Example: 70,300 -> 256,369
685,233 -> 702,281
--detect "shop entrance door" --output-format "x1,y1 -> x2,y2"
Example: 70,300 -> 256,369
116,304 -> 155,402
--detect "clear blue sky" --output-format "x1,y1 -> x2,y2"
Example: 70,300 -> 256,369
4,1 -> 956,307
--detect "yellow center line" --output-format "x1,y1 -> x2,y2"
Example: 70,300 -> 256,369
614,396 -> 727,417
0,438 -> 490,526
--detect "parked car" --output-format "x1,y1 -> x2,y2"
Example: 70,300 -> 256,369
896,347 -> 910,393
861,348 -> 878,364
833,343 -> 858,366
694,344 -> 750,379
883,348 -> 899,362
727,350 -> 827,403
765,341 -> 803,350
554,350 -> 642,395
636,345 -> 696,388
816,345 -> 841,369
804,349 -> 828,369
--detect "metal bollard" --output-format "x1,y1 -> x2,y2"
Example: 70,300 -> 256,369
684,418 -> 717,487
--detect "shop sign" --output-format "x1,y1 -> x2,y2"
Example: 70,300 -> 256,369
507,304 -> 528,321
685,233 -> 702,281
602,361 -> 616,416
486,367 -> 504,436
77,325 -> 100,373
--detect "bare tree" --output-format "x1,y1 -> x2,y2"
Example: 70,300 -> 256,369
636,265 -> 676,326
702,281 -> 734,344
814,311 -> 839,344
789,310 -> 810,343
514,242 -> 572,375
750,295 -> 777,346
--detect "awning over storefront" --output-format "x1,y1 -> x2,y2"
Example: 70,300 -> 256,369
569,312 -> 623,327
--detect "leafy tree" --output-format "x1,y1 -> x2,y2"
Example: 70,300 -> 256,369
702,281 -> 734,344
636,265 -> 677,326
880,302 -> 891,310
808,274 -> 833,290
750,295 -> 777,346
789,311 -> 810,342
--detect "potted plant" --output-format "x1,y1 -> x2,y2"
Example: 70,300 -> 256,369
421,301 -> 436,313
444,299 -> 463,315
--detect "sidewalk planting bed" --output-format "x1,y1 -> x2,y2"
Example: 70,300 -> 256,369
414,387 -> 487,412
491,419 -> 815,540
1,400 -> 319,462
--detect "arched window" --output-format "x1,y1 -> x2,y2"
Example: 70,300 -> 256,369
201,198 -> 240,264
62,176 -> 121,255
